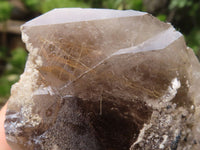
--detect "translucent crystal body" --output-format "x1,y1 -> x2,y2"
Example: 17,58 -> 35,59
5,8 -> 200,150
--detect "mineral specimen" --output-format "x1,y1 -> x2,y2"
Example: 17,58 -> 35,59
4,8 -> 200,150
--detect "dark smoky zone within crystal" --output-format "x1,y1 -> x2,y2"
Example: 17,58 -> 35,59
74,94 -> 153,150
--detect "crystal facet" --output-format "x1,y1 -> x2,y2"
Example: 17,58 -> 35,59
5,8 -> 200,150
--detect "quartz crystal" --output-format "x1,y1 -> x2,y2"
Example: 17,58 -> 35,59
4,8 -> 200,150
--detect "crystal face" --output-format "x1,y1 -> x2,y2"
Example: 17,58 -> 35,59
4,8 -> 200,150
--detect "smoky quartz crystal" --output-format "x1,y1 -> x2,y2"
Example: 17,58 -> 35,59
4,8 -> 200,150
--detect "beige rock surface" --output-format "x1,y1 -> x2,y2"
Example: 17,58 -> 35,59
4,8 -> 200,150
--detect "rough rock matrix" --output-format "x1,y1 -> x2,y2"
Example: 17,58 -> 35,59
4,8 -> 200,150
